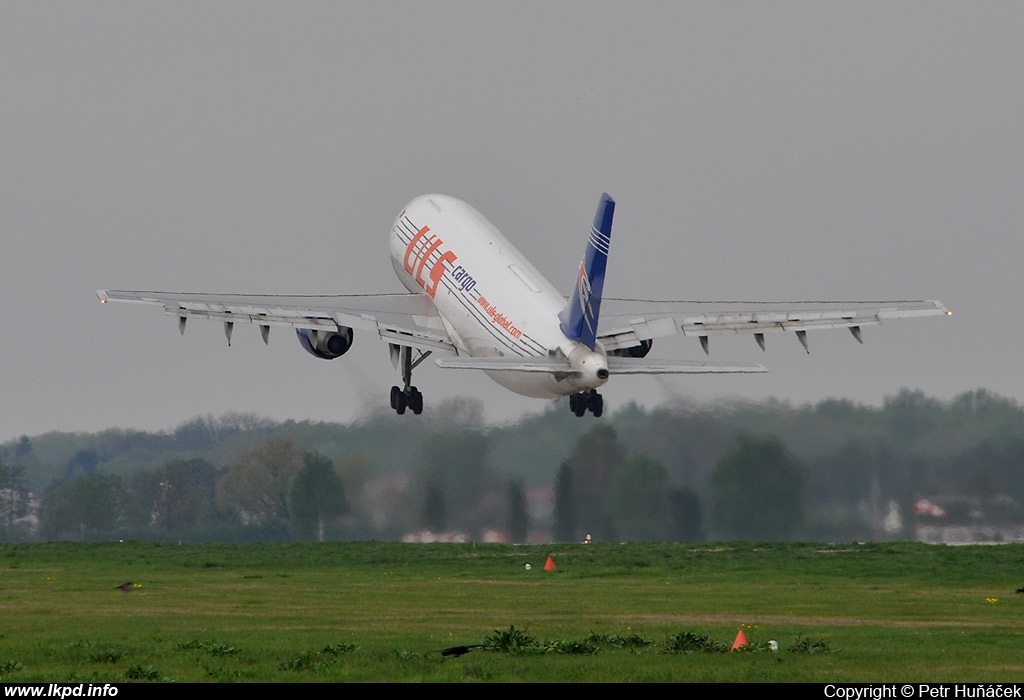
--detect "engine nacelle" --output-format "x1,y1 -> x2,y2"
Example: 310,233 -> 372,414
296,327 -> 354,360
610,338 -> 652,358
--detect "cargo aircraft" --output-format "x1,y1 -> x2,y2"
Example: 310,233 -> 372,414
98,193 -> 950,417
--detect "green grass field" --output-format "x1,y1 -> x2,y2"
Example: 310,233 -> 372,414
0,540 -> 1022,682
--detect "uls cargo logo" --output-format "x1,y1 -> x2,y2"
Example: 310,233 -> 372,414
403,226 -> 476,298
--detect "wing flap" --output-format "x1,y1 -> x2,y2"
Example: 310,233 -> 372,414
97,289 -> 456,352
597,299 -> 949,350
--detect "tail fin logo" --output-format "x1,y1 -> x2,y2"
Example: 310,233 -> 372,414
575,261 -> 595,335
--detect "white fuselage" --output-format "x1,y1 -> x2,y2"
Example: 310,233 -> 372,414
388,194 -> 608,399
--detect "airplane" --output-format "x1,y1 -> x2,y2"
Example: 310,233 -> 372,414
97,193 -> 950,417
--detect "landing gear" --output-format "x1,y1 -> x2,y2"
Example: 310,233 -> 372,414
389,344 -> 430,415
390,385 -> 423,415
569,390 -> 603,417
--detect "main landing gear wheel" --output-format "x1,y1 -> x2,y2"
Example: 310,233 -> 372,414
569,390 -> 603,417
390,385 -> 423,415
389,344 -> 429,416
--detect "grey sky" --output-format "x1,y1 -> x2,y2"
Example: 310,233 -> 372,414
2,2 -> 1020,441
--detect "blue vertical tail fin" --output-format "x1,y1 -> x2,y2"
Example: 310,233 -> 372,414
558,193 -> 614,350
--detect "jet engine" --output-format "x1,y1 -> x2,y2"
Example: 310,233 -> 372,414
296,327 -> 354,359
610,338 -> 652,358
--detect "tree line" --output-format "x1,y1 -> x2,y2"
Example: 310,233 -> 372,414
2,388 -> 1023,543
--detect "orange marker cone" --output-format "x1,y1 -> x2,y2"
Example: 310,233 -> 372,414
544,556 -> 556,572
731,629 -> 748,651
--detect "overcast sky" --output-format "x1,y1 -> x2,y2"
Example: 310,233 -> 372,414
2,2 -> 1021,441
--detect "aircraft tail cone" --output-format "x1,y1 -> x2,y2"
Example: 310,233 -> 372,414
731,629 -> 748,651
544,556 -> 557,572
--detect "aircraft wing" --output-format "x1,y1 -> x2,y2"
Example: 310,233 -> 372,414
96,289 -> 456,353
595,299 -> 950,353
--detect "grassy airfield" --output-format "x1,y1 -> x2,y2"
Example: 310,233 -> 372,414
0,540 -> 1022,682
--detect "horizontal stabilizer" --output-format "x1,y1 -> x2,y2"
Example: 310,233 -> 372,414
435,357 -> 579,374
435,356 -> 766,375
606,357 -> 767,374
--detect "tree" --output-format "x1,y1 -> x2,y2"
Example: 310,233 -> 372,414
708,434 -> 806,540
669,486 -> 702,542
883,389 -> 943,442
41,474 -> 128,541
173,415 -> 221,451
422,479 -> 446,532
506,478 -> 528,543
174,413 -> 277,451
333,454 -> 376,539
553,461 -> 575,542
416,429 -> 500,536
63,449 -> 100,481
216,438 -> 305,536
289,452 -> 349,541
0,459 -> 29,541
608,454 -> 671,541
563,424 -> 626,541
14,435 -> 33,459
133,458 -> 222,540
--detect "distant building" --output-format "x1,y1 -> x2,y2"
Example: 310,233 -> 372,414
914,494 -> 1024,543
